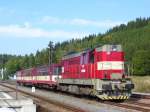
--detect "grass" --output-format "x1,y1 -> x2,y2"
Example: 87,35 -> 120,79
131,76 -> 150,93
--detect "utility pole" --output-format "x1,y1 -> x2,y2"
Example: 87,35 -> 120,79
1,54 -> 4,80
1,68 -> 3,80
48,41 -> 54,65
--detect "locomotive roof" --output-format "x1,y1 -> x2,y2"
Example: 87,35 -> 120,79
62,49 -> 90,60
62,44 -> 122,60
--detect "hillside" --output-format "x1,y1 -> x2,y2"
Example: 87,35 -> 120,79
1,17 -> 150,79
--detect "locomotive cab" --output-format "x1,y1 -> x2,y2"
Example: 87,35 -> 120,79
95,45 -> 124,80
95,45 -> 134,100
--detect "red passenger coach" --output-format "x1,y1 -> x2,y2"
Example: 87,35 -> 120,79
17,64 -> 62,87
17,68 -> 34,84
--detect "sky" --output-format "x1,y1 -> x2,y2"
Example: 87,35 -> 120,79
0,0 -> 149,55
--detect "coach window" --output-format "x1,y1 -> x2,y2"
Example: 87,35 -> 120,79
58,66 -> 62,75
41,71 -> 48,75
53,67 -> 56,75
53,67 -> 58,75
53,66 -> 62,75
26,70 -> 30,76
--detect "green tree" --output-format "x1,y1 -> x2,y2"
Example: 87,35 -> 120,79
5,58 -> 20,79
132,50 -> 150,75
29,53 -> 35,67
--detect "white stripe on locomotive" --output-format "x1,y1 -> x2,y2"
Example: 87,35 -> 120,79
97,61 -> 124,70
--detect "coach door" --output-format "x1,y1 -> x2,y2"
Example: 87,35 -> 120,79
52,66 -> 62,82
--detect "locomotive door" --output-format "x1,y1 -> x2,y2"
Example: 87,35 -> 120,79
80,52 -> 89,78
89,50 -> 95,78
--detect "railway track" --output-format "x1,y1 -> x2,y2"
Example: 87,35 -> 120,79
105,101 -> 150,112
1,81 -> 150,112
131,93 -> 150,99
0,82 -> 87,112
106,93 -> 150,112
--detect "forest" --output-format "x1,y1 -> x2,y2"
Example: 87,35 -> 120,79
0,17 -> 150,79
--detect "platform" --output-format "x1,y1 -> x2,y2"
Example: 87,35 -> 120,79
0,89 -> 36,112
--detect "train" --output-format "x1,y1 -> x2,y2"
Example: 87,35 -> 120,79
16,44 -> 134,100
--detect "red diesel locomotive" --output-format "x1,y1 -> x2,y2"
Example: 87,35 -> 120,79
17,44 -> 134,100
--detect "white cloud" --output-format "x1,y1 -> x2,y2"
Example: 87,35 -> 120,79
0,17 -> 125,41
42,16 -> 124,28
70,19 -> 123,28
0,24 -> 90,40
